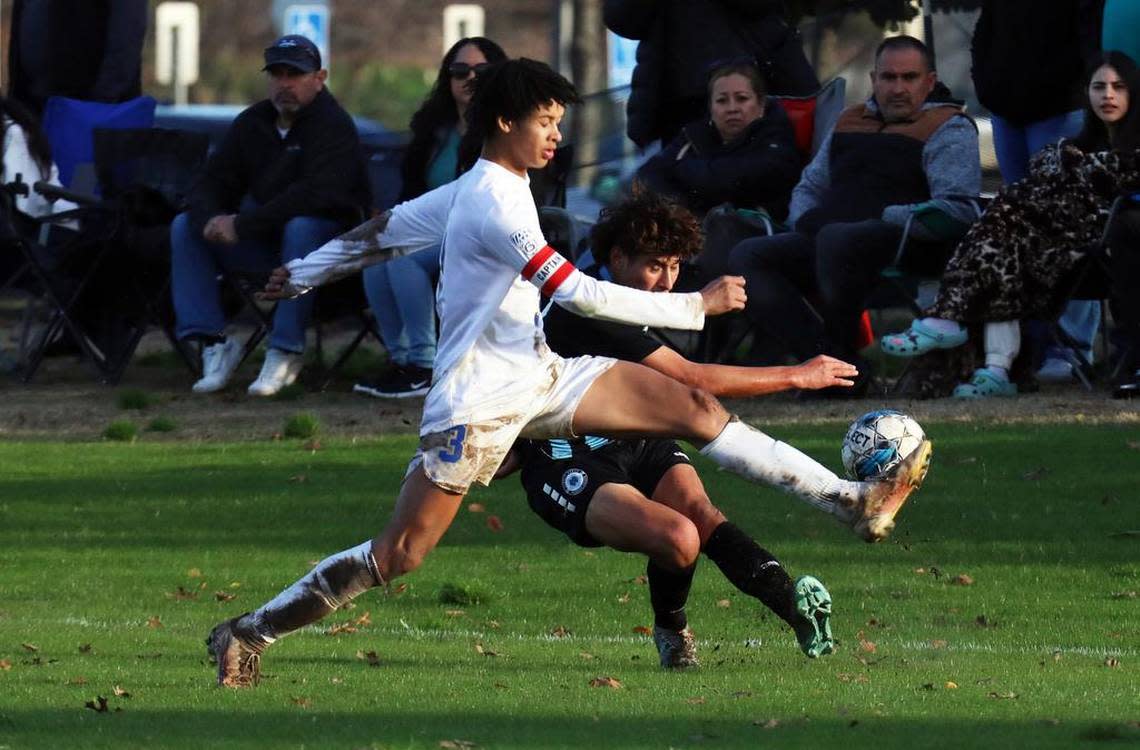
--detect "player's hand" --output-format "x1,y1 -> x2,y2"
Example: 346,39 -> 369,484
791,354 -> 859,390
259,265 -> 301,300
699,275 -> 746,316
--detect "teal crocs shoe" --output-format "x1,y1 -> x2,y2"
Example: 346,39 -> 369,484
792,575 -> 834,658
881,320 -> 968,357
952,368 -> 1017,399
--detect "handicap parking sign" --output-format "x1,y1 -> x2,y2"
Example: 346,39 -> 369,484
283,4 -> 330,70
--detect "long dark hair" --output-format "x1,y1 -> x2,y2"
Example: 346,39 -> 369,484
1072,50 -> 1140,153
0,95 -> 52,180
399,36 -> 507,200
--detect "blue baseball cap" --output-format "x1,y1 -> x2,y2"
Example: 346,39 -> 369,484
263,35 -> 322,73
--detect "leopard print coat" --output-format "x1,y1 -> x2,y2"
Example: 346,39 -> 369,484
927,142 -> 1140,322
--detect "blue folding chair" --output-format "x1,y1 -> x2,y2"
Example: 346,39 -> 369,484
41,95 -> 156,189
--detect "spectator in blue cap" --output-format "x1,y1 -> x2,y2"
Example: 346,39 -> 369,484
170,34 -> 371,396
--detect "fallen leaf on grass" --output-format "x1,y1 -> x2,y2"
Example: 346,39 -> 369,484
930,640 -> 948,649
836,673 -> 869,684
589,676 -> 623,689
354,611 -> 372,627
215,591 -> 237,602
439,741 -> 477,749
733,690 -> 753,698
0,660 -> 13,671
686,696 -> 706,705
1104,657 -> 1121,668
857,632 -> 877,654
484,620 -> 500,629
166,585 -> 199,601
945,681 -> 959,689
579,652 -> 594,660
78,643 -> 92,653
289,696 -> 312,708
952,574 -> 975,586
287,474 -> 307,483
146,616 -> 163,629
1127,440 -> 1140,451
1111,591 -> 1138,599
550,625 -> 571,638
1021,467 -> 1049,481
975,614 -> 995,628
21,643 -> 38,652
112,686 -> 131,698
617,592 -> 630,604
187,568 -> 202,578
355,650 -> 381,667
753,719 -> 780,729
301,439 -> 321,452
473,643 -> 499,657
716,599 -> 731,608
630,575 -> 648,585
467,503 -> 485,513
988,691 -> 1019,700
913,567 -> 927,575
485,515 -> 503,532
327,622 -> 358,636
444,610 -> 465,617
632,626 -> 652,636
66,676 -> 87,685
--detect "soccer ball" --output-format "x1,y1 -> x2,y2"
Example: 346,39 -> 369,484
841,409 -> 926,481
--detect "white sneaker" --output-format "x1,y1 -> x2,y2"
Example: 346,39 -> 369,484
192,338 -> 243,394
247,348 -> 303,396
1036,357 -> 1075,383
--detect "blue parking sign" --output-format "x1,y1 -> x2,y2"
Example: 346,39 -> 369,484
284,4 -> 330,70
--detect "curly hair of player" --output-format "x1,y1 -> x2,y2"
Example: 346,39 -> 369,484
589,185 -> 703,266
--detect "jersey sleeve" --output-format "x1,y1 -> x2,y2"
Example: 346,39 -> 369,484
481,192 -> 706,331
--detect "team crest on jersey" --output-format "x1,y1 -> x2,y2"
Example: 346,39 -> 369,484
561,468 -> 588,496
509,227 -> 539,255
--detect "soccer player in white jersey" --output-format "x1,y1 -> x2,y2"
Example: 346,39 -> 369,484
207,59 -> 932,688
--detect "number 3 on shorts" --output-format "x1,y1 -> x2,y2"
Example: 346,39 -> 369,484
438,425 -> 467,463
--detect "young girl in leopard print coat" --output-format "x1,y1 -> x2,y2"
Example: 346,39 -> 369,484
880,51 -> 1140,398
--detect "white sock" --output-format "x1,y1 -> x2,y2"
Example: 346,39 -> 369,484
919,317 -> 964,336
699,419 -> 861,515
982,365 -> 1009,381
244,540 -> 383,644
983,320 -> 1020,371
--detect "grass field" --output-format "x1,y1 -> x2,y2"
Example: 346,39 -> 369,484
1,422 -> 1138,749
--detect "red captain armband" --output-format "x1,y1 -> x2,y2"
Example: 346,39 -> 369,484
520,245 -> 576,296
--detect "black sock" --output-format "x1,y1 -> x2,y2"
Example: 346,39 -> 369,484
703,521 -> 796,627
647,559 -> 695,632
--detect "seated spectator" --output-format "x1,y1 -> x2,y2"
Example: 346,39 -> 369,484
636,59 -> 800,221
879,52 -> 1140,398
354,36 -> 506,399
171,35 -> 370,396
1107,196 -> 1140,399
727,35 -> 980,395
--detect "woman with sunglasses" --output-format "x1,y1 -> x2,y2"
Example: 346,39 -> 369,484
356,37 -> 507,399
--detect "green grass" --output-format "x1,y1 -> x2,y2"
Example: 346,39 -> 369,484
0,423 -> 1137,749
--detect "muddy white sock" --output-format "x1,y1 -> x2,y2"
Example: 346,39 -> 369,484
242,540 -> 383,644
699,419 -> 861,515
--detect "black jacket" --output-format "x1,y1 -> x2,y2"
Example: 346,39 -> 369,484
8,0 -> 146,115
971,0 -> 1103,126
637,101 -> 800,218
604,0 -> 818,148
189,88 -> 371,239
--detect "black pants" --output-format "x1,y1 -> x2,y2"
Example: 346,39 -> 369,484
1107,204 -> 1140,366
728,219 -> 951,361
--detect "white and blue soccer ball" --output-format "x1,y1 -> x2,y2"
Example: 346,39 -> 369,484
841,409 -> 926,481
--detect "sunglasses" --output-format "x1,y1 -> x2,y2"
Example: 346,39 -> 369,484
448,62 -> 492,79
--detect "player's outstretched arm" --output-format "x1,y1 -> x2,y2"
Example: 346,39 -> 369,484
639,348 -> 859,399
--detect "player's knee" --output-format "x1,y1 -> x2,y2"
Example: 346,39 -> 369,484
660,518 -> 701,570
377,544 -> 425,580
677,494 -> 725,539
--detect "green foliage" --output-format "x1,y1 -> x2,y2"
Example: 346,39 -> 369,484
0,425 -> 1136,748
117,388 -> 159,411
438,582 -> 493,606
145,416 -> 178,433
283,412 -> 320,439
102,420 -> 138,442
329,62 -> 433,130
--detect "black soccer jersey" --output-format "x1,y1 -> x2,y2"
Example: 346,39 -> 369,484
523,263 -> 666,461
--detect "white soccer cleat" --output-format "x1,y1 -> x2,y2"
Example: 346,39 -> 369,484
653,625 -> 699,669
844,439 -> 933,543
192,338 -> 243,394
247,349 -> 303,396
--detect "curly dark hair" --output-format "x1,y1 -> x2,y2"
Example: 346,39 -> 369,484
399,37 -> 507,200
589,185 -> 703,267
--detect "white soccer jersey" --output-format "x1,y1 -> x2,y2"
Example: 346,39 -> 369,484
420,159 -> 706,434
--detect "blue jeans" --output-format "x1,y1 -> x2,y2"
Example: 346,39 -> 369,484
992,111 -> 1099,361
171,211 -> 343,354
362,245 -> 440,369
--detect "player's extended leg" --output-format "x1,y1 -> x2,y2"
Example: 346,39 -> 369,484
574,361 -> 932,542
584,483 -> 701,669
206,467 -> 463,687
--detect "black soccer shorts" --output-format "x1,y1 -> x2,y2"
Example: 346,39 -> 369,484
519,438 -> 692,547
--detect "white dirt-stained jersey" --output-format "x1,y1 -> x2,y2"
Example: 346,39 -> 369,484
420,158 -> 706,434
